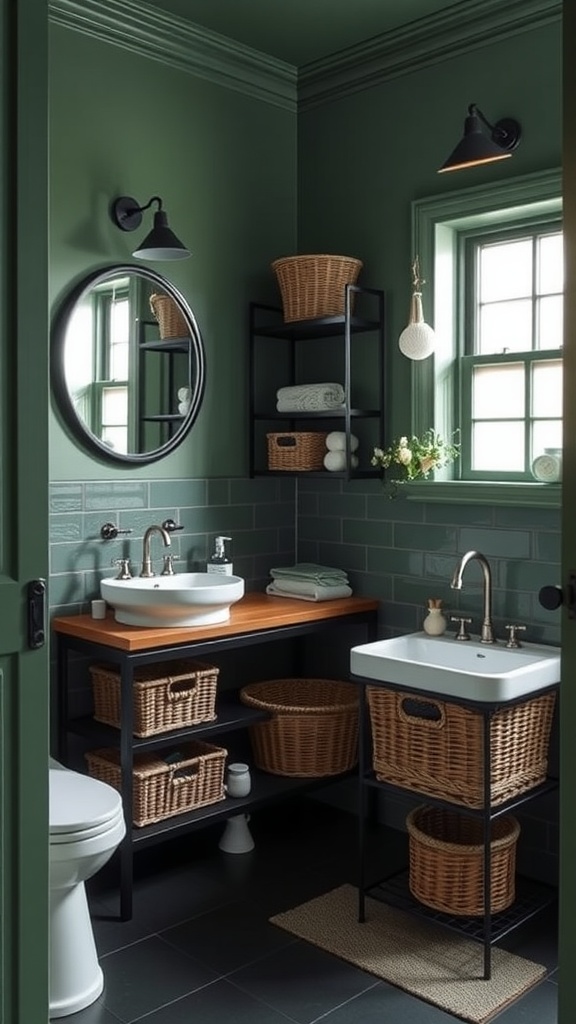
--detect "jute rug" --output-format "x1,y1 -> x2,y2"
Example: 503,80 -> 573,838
270,884 -> 547,1024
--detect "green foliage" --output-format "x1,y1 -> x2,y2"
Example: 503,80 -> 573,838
372,429 -> 460,495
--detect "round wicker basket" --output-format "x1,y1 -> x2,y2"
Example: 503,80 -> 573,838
239,678 -> 359,777
407,805 -> 520,916
271,254 -> 363,322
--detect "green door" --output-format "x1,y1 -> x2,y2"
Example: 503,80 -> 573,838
0,0 -> 49,1020
559,1 -> 576,1017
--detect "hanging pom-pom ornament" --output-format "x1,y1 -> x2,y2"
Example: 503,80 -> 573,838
398,257 -> 436,361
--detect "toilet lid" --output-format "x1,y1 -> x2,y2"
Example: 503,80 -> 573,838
49,769 -> 122,834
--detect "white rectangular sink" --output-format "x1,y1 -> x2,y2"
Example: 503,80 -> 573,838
350,632 -> 561,702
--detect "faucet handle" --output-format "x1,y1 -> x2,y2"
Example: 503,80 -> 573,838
112,557 -> 132,580
450,615 -> 472,641
505,624 -> 526,648
101,522 -> 133,541
162,518 -> 184,533
160,554 -> 180,576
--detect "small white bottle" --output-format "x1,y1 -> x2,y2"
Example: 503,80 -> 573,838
207,535 -> 233,575
423,598 -> 447,636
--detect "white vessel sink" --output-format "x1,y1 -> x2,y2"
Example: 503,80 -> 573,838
350,631 -> 561,702
101,573 -> 245,627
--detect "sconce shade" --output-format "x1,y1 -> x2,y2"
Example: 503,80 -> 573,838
438,105 -> 521,173
111,195 -> 191,260
398,293 -> 436,360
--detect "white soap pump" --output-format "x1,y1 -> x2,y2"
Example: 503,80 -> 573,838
207,535 -> 233,575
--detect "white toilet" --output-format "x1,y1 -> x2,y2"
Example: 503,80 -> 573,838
49,759 -> 126,1018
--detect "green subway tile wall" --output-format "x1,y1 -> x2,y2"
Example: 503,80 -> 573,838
297,477 -> 562,646
49,477 -> 296,618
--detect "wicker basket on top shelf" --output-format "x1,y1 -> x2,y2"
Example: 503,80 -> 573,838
271,255 -> 363,322
149,292 -> 188,339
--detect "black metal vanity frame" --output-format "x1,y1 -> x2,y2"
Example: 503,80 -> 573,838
351,672 -> 559,981
56,605 -> 378,921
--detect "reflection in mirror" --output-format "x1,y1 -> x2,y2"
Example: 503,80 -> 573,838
51,266 -> 206,464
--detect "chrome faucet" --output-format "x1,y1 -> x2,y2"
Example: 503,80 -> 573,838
140,525 -> 171,578
450,550 -> 496,644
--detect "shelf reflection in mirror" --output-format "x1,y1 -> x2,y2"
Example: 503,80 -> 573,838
51,265 -> 206,463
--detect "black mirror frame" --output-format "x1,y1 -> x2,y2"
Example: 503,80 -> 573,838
51,265 -> 206,464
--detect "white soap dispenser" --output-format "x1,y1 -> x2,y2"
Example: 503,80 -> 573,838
207,536 -> 233,575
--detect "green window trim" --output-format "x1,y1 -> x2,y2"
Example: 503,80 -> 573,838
410,167 -> 562,506
404,479 -> 560,507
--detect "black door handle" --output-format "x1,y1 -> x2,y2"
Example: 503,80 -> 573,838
27,578 -> 46,649
539,574 -> 576,617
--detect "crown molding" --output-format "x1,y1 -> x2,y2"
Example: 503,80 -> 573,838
48,0 -> 297,112
299,0 -> 562,110
49,0 -> 560,114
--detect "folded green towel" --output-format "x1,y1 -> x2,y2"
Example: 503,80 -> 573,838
270,563 -> 349,586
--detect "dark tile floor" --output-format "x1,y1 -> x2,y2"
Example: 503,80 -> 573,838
64,799 -> 558,1023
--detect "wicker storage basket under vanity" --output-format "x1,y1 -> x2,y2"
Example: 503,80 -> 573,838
407,805 -> 520,916
367,687 -> 556,809
85,741 -> 227,827
267,431 -> 328,471
89,660 -> 219,738
271,255 -> 363,322
240,678 -> 359,777
149,292 -> 188,339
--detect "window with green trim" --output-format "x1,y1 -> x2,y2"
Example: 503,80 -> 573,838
459,221 -> 563,480
410,168 -> 563,503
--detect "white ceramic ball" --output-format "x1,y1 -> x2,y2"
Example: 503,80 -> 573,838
326,431 -> 359,452
324,451 -> 359,472
398,322 -> 435,361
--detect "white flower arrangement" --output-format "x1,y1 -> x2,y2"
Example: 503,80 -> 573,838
371,429 -> 460,495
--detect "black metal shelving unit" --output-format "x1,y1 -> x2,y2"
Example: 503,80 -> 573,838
249,284 -> 386,479
351,674 -> 559,981
55,601 -> 378,921
136,320 -> 193,450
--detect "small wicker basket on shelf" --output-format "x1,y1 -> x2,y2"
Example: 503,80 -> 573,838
89,660 -> 219,738
85,740 -> 227,828
266,432 -> 328,471
271,254 -> 363,322
240,678 -> 359,777
407,805 -> 520,916
149,292 -> 188,339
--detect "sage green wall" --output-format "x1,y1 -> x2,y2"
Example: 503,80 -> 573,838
49,22 -> 297,480
297,21 -> 561,434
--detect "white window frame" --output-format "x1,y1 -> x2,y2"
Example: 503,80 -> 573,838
405,167 -> 562,507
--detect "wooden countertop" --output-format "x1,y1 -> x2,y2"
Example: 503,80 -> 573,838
52,592 -> 379,652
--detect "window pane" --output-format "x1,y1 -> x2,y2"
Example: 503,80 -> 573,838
537,295 -> 563,350
478,299 -> 532,354
538,233 -> 563,293
472,421 -> 525,471
101,426 -> 128,454
102,386 -> 128,425
532,360 -> 563,416
480,239 -> 532,301
532,422 -> 562,457
472,363 -> 524,419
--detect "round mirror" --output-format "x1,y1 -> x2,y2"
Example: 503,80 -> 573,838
51,265 -> 206,463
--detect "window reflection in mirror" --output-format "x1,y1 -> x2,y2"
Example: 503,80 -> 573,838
51,266 -> 206,464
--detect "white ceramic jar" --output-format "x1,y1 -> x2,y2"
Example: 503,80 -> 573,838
225,763 -> 252,798
531,448 -> 562,483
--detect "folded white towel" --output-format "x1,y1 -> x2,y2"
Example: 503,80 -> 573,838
276,383 -> 345,412
266,582 -> 353,602
324,451 -> 359,472
178,401 -> 190,416
178,387 -> 191,401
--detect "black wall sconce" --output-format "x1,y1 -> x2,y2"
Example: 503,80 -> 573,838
438,104 -> 522,173
111,195 -> 191,260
